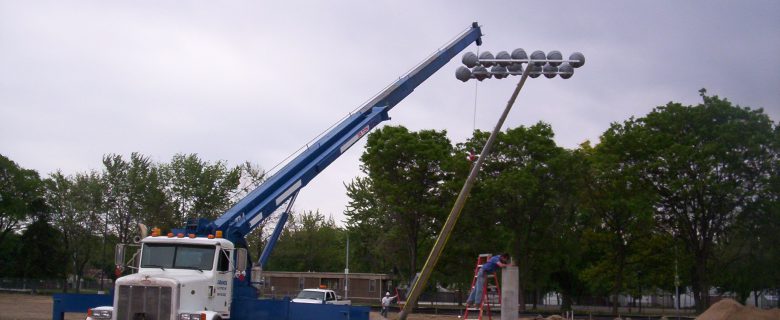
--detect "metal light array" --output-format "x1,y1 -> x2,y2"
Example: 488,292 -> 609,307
456,49 -> 585,82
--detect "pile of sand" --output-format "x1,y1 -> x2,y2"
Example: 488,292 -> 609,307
695,298 -> 780,320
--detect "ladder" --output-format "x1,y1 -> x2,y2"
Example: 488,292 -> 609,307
463,254 -> 501,320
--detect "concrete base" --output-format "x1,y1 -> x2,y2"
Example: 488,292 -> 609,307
501,266 -> 518,320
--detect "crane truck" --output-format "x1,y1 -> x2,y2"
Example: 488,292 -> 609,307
57,22 -> 484,320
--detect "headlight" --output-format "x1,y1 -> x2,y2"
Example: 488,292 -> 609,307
92,310 -> 112,319
179,313 -> 202,320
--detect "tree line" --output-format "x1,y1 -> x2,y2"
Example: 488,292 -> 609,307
0,91 -> 777,313
0,153 -> 263,292
340,90 -> 779,313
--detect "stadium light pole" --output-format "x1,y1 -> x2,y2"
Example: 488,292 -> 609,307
398,49 -> 585,320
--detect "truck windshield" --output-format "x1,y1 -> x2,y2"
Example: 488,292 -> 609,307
295,290 -> 324,301
141,243 -> 215,271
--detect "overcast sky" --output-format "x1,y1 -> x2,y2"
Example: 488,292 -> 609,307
2,1 -> 779,225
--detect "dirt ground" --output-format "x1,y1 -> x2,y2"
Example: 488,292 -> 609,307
371,313 -> 457,320
695,298 -> 780,320
0,293 -> 544,320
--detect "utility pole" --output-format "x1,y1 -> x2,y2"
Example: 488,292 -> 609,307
345,233 -> 349,300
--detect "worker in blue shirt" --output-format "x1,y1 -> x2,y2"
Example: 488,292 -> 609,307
466,253 -> 510,307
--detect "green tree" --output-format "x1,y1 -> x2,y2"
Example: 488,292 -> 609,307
345,126 -> 453,282
0,154 -> 46,248
602,90 -> 777,311
19,214 -> 68,292
581,128 -> 658,314
545,147 -> 590,311
103,153 -> 171,243
467,123 -> 583,311
713,138 -> 780,303
100,153 -> 171,290
230,161 -> 267,203
45,171 -> 104,293
161,153 -> 241,223
429,136 -> 503,299
102,154 -> 131,243
127,154 -> 171,230
267,210 -> 344,272
244,213 -> 279,265
345,177 -> 388,274
0,232 -> 22,277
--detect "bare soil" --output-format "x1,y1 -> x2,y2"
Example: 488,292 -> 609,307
695,298 -> 780,320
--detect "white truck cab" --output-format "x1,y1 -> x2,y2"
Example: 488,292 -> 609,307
87,231 -> 247,320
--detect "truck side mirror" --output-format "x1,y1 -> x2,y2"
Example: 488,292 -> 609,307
236,248 -> 247,271
115,244 -> 126,267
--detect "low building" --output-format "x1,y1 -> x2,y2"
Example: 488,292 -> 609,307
255,271 -> 393,304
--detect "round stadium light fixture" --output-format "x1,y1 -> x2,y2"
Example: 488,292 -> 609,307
530,50 -> 546,67
455,49 -> 584,81
528,64 -> 542,78
456,66 -> 472,82
507,63 -> 523,74
472,65 -> 490,81
511,48 -> 528,61
462,52 -> 479,68
495,51 -> 511,66
491,65 -> 508,79
478,51 -> 495,67
543,63 -> 558,79
546,50 -> 563,67
569,52 -> 585,68
558,63 -> 574,79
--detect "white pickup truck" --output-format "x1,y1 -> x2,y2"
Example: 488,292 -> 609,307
291,289 -> 351,305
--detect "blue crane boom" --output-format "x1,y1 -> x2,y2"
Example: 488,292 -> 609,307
209,22 -> 483,253
52,23 -> 486,320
